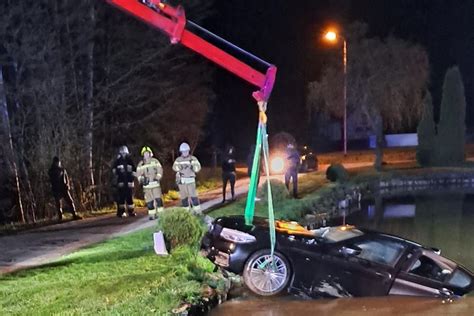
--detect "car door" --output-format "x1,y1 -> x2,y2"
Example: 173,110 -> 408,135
287,239 -> 341,297
328,236 -> 407,297
391,249 -> 473,297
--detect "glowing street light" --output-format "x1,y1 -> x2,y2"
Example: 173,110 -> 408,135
324,31 -> 337,42
324,29 -> 348,155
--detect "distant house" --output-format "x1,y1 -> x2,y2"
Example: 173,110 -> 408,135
311,106 -> 418,150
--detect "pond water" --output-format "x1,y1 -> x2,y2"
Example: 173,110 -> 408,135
334,192 -> 474,271
211,191 -> 474,316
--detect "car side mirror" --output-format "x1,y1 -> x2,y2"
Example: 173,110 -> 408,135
341,246 -> 362,257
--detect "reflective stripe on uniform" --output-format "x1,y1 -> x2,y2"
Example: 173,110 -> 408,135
174,161 -> 193,165
181,177 -> 195,184
143,181 -> 160,189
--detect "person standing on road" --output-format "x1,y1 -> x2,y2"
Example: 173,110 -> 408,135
221,145 -> 236,203
285,143 -> 300,198
136,146 -> 164,220
172,142 -> 202,214
111,146 -> 136,218
48,156 -> 82,220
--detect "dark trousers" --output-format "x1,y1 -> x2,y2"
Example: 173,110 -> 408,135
116,187 -> 134,215
54,191 -> 76,216
222,171 -> 236,200
285,169 -> 298,198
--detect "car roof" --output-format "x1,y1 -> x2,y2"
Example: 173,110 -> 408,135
216,216 -> 424,247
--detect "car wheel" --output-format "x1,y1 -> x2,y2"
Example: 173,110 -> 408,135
243,249 -> 291,296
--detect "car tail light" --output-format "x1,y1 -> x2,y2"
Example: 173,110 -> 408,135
220,228 -> 256,244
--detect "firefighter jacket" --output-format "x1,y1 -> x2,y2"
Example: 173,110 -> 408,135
136,157 -> 163,189
172,155 -> 201,184
112,154 -> 136,188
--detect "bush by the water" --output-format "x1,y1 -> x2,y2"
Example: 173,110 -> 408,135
157,207 -> 206,249
326,164 -> 349,182
258,179 -> 289,202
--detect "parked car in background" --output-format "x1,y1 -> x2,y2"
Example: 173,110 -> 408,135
299,145 -> 318,172
269,145 -> 318,175
201,216 -> 474,299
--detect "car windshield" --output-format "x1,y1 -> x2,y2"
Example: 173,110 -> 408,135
312,226 -> 364,243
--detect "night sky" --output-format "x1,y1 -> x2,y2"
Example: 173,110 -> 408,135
199,0 -> 474,158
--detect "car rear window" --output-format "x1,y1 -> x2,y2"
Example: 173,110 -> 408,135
353,239 -> 406,267
447,269 -> 472,288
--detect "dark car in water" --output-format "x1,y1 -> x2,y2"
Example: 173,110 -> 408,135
201,216 -> 474,299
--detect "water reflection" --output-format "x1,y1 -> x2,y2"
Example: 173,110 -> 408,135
336,193 -> 474,271
210,296 -> 474,316
211,192 -> 474,316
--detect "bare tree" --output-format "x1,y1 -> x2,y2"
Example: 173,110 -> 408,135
0,0 -> 215,223
0,67 -> 25,222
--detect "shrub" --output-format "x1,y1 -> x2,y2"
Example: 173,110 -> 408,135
133,198 -> 146,207
157,207 -> 206,249
436,66 -> 466,166
416,92 -> 436,166
326,164 -> 349,182
258,179 -> 289,202
163,190 -> 180,202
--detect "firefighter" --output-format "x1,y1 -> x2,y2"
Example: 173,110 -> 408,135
172,142 -> 202,213
285,143 -> 300,198
48,156 -> 82,220
221,145 -> 236,203
136,146 -> 164,220
112,146 -> 136,217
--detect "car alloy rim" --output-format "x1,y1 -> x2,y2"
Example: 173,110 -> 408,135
249,254 -> 288,293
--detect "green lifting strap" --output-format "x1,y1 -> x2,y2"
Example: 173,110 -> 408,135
244,120 -> 276,258
244,123 -> 262,225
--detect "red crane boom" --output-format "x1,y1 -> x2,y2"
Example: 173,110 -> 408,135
106,0 -> 277,102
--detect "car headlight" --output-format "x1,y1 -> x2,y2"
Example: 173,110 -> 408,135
220,228 -> 256,244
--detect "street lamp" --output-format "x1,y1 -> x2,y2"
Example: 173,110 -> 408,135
324,30 -> 347,155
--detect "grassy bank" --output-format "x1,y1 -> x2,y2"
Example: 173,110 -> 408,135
209,172 -> 331,220
0,228 -> 225,315
209,163 -> 474,224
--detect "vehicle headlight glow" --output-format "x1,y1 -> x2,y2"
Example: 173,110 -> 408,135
220,228 -> 256,244
271,156 -> 285,173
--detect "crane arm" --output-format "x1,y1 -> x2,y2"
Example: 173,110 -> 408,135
106,0 -> 277,102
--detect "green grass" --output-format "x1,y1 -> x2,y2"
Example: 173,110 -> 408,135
209,171 -> 330,221
0,228 -> 223,315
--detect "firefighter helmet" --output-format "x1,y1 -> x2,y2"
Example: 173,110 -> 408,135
140,146 -> 153,156
179,142 -> 190,152
119,146 -> 129,156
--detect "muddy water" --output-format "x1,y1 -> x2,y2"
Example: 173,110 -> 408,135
211,192 -> 474,315
211,296 -> 474,315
